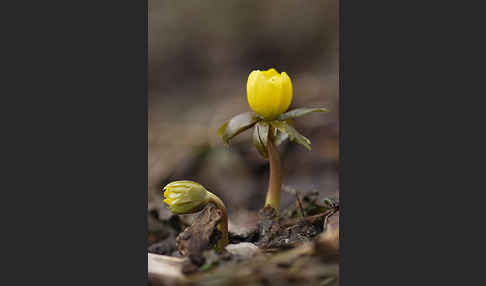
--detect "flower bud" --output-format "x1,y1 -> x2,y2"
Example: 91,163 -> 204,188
247,68 -> 293,119
162,180 -> 210,214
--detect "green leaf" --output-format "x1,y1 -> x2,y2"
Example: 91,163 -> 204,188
273,119 -> 293,146
271,120 -> 311,151
278,107 -> 328,120
217,122 -> 229,136
218,112 -> 260,144
273,130 -> 289,146
252,121 -> 269,159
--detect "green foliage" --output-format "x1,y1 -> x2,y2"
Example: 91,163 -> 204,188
218,112 -> 259,144
278,107 -> 328,121
218,107 -> 328,155
271,120 -> 312,151
273,129 -> 289,146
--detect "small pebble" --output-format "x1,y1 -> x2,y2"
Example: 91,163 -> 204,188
225,242 -> 259,259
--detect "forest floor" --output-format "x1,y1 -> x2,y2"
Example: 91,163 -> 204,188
148,189 -> 339,286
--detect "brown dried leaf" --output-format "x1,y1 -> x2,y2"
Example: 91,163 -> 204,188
176,206 -> 223,266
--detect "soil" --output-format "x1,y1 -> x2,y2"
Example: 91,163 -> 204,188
148,192 -> 339,286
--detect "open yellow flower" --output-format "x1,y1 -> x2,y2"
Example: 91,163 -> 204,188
247,68 -> 293,119
163,180 -> 210,214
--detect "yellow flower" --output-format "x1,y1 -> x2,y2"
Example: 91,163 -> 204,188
162,180 -> 209,214
247,68 -> 293,119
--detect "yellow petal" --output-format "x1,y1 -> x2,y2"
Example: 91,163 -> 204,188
261,68 -> 279,78
163,190 -> 171,198
247,70 -> 263,113
261,75 -> 282,118
246,69 -> 293,119
279,72 -> 293,114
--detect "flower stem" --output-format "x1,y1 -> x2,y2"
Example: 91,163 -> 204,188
264,128 -> 282,212
207,192 -> 229,253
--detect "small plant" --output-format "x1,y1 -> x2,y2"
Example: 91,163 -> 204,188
218,68 -> 328,213
163,180 -> 228,252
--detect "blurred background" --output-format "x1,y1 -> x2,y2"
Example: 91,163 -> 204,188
149,0 -> 339,226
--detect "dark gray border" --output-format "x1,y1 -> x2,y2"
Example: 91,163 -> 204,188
2,0 -> 148,284
340,0 -> 480,285
3,0 -> 478,284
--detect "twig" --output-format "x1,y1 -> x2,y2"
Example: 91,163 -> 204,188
322,209 -> 336,231
280,208 -> 336,227
295,192 -> 305,218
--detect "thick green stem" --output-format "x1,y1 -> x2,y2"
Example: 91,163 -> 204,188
207,192 -> 229,253
264,129 -> 282,212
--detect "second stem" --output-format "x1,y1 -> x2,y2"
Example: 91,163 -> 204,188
207,192 -> 229,253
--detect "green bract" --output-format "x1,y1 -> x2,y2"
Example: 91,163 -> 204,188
218,112 -> 260,145
252,121 -> 270,159
218,107 -> 328,158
